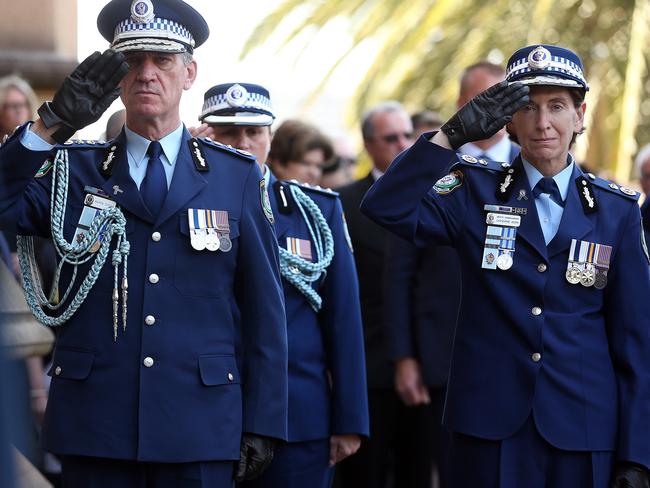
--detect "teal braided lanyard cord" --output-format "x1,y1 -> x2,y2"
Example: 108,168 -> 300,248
16,149 -> 130,340
278,185 -> 334,312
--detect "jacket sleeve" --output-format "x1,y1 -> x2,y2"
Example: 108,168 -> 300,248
235,163 -> 288,441
360,133 -> 469,248
0,123 -> 54,236
383,233 -> 418,361
605,202 -> 650,468
320,197 -> 369,437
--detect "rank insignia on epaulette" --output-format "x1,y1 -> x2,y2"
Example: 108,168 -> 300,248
34,158 -> 53,178
461,154 -> 478,164
495,167 -> 517,202
189,139 -> 209,172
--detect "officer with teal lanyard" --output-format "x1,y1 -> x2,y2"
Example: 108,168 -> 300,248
361,44 -> 650,488
193,82 -> 369,488
0,1 -> 288,486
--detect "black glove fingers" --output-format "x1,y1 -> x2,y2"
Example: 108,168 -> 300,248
96,88 -> 122,115
85,50 -> 117,86
97,51 -> 128,89
74,51 -> 102,78
234,447 -> 248,482
104,60 -> 130,92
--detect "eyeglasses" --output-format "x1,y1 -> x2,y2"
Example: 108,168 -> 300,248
373,132 -> 413,144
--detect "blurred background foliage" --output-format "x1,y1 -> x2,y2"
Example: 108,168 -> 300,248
243,0 -> 649,183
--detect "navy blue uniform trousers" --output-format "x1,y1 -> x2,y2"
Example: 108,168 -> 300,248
448,416 -> 614,488
61,456 -> 234,488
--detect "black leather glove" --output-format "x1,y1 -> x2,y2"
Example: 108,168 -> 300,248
611,463 -> 650,488
440,80 -> 530,150
38,50 -> 129,144
234,434 -> 275,482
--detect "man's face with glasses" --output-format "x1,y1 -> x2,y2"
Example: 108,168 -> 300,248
364,110 -> 413,173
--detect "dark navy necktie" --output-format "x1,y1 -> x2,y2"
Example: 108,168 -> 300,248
533,177 -> 564,207
141,141 -> 167,216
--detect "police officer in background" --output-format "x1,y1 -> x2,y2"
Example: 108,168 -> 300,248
0,1 -> 288,486
193,82 -> 369,488
361,44 -> 650,487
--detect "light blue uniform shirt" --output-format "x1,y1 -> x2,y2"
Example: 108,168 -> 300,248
20,123 -> 184,190
521,157 -> 574,244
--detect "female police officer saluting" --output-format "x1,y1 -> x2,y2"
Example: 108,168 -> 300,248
361,44 -> 650,488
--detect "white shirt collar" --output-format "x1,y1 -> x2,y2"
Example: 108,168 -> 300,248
124,123 -> 184,168
521,155 -> 575,201
460,135 -> 513,162
371,167 -> 384,181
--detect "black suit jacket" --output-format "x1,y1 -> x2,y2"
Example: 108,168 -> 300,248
338,174 -> 393,389
384,235 -> 460,387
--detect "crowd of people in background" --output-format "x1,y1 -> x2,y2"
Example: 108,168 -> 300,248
2,49 -> 650,488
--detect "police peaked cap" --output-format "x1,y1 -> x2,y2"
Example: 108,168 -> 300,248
97,0 -> 209,54
200,83 -> 276,127
506,44 -> 589,91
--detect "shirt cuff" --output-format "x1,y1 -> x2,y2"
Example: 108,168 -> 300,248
20,123 -> 55,151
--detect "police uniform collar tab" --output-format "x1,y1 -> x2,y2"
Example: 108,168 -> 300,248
200,83 -> 275,126
506,44 -> 589,91
97,0 -> 209,54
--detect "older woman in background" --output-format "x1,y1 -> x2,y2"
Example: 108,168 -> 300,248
0,75 -> 38,140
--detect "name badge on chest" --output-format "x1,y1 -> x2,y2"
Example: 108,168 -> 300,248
73,187 -> 117,252
566,239 -> 611,288
188,208 -> 232,253
481,205 -> 525,271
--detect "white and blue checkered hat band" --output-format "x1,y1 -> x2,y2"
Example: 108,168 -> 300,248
507,55 -> 587,88
113,17 -> 194,52
200,92 -> 274,119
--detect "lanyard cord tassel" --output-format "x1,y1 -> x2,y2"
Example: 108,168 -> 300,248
17,149 -> 130,341
278,185 -> 334,312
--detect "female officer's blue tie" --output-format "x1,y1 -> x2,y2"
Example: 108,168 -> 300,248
141,141 -> 167,216
533,177 -> 564,207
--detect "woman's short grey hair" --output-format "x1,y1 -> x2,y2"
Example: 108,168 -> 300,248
0,75 -> 38,117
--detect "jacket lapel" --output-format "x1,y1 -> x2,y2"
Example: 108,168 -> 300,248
547,165 -> 593,258
156,129 -> 208,227
101,132 -> 154,224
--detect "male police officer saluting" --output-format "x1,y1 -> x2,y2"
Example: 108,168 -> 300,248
193,83 -> 369,488
361,44 -> 650,488
0,1 -> 288,487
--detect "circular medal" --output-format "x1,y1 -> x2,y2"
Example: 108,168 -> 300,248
191,231 -> 207,251
580,267 -> 595,287
496,253 -> 513,270
565,265 -> 581,284
205,231 -> 220,252
219,234 -> 232,252
594,271 -> 608,290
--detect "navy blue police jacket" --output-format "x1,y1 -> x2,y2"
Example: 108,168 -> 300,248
268,172 -> 369,441
0,124 -> 288,463
360,134 -> 650,468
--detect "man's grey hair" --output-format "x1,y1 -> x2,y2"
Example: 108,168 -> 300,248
361,101 -> 406,141
182,51 -> 193,66
636,143 -> 650,176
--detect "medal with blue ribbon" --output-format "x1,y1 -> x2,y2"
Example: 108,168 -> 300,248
482,205 -> 522,271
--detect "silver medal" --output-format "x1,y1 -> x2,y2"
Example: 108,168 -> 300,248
496,252 -> 513,270
219,234 -> 232,253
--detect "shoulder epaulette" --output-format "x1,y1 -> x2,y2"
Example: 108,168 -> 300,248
60,138 -> 109,149
453,153 -> 508,173
197,136 -> 256,162
585,172 -> 640,202
287,179 -> 339,197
